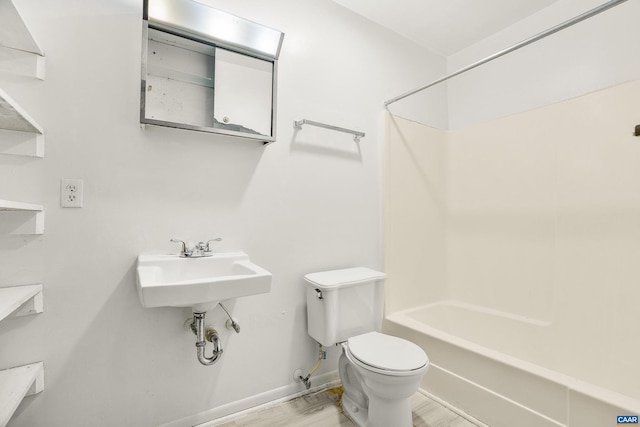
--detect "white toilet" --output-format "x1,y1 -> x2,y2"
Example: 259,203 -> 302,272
304,267 -> 429,427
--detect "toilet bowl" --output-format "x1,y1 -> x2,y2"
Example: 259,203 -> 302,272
303,267 -> 429,427
339,332 -> 429,427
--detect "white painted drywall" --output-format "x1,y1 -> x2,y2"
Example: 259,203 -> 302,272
0,0 -> 446,426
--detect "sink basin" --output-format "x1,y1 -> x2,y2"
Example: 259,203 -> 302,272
136,251 -> 272,312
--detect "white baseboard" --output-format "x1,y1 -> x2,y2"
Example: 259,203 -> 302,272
159,371 -> 340,427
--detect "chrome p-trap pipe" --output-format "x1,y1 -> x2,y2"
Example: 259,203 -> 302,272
192,312 -> 223,366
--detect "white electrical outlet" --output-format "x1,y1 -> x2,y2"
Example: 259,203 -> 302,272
60,178 -> 83,208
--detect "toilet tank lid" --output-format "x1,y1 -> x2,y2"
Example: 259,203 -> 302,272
304,267 -> 386,289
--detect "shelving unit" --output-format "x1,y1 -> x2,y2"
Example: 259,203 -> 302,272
0,199 -> 44,235
0,0 -> 45,157
0,284 -> 44,321
0,285 -> 44,427
0,362 -> 44,427
0,3 -> 46,425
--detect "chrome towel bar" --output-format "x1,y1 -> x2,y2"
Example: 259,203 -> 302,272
294,119 -> 365,141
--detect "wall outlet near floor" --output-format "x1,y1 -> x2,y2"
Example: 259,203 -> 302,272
60,178 -> 83,208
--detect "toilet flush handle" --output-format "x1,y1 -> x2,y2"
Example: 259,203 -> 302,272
315,289 -> 323,300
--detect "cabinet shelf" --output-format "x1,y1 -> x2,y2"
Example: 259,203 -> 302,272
0,200 -> 44,235
0,362 -> 44,427
147,64 -> 213,89
0,284 -> 43,323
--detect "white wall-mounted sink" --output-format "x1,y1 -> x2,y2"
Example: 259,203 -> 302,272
136,251 -> 272,312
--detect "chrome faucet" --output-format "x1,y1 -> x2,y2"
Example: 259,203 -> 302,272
170,238 -> 222,258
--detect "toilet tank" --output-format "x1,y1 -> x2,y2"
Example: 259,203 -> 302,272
303,267 -> 386,347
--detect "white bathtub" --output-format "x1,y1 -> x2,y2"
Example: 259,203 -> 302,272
384,301 -> 640,427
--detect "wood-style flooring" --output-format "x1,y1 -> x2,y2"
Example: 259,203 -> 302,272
211,387 -> 480,427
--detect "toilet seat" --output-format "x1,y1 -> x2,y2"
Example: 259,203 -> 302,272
347,332 -> 428,376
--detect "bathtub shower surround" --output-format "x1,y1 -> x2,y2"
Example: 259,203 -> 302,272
384,80 -> 640,426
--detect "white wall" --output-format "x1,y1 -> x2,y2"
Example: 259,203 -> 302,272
447,0 -> 640,129
0,0 -> 446,426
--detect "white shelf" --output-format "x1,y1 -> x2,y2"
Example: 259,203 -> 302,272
0,200 -> 44,235
0,129 -> 44,158
0,0 -> 44,56
0,199 -> 43,212
0,286 -> 45,426
0,46 -> 45,80
0,362 -> 44,427
0,87 -> 43,134
0,284 -> 43,322
147,64 -> 214,88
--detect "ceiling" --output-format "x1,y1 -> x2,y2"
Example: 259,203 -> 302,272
333,0 -> 560,56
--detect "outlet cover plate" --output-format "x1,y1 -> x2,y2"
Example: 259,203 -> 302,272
60,178 -> 83,208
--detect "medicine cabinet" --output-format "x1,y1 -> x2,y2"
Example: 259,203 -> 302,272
141,0 -> 284,144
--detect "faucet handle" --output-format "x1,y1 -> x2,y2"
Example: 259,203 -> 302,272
170,238 -> 192,257
205,238 -> 222,252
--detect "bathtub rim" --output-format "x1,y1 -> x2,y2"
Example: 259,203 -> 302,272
386,301 -> 640,414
